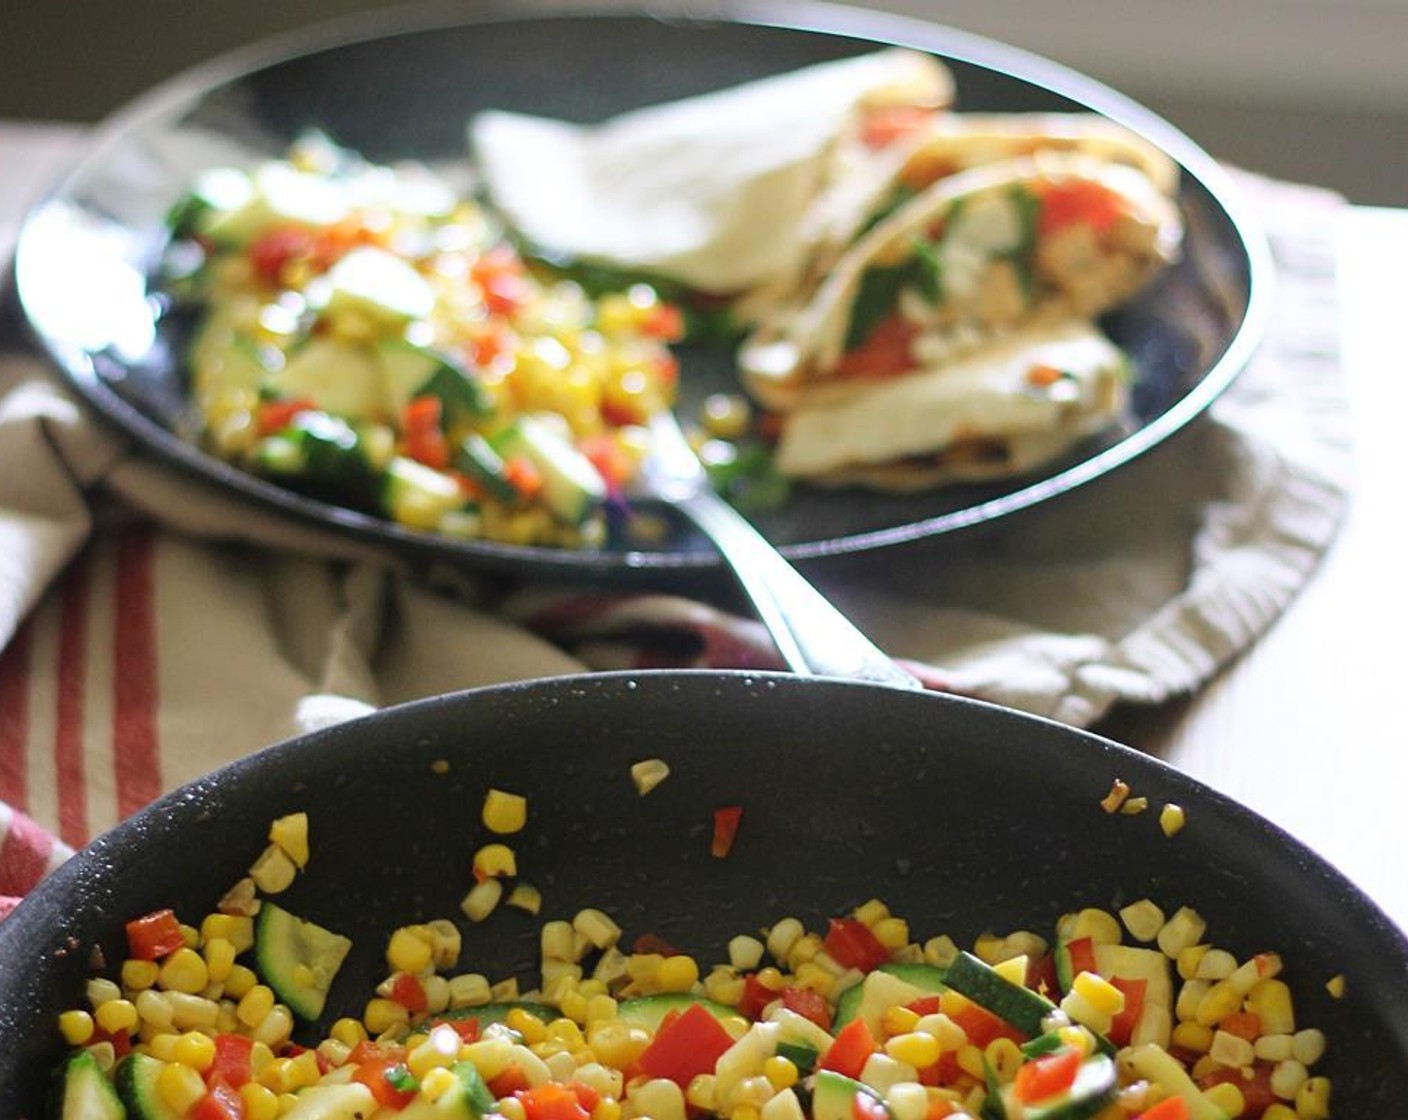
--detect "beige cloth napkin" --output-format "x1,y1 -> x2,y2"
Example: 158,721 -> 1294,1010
0,170 -> 1350,866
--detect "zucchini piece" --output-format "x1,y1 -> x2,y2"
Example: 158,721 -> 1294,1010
945,952 -> 1056,1038
455,432 -> 520,504
616,993 -> 737,1031
1006,1055 -> 1118,1120
775,1040 -> 818,1075
490,415 -> 606,526
254,902 -> 352,1021
320,246 -> 435,326
268,337 -> 383,422
382,456 -> 468,531
396,1061 -> 496,1120
434,1001 -> 556,1029
833,963 -> 947,1031
114,1053 -> 179,1120
56,1050 -> 125,1120
812,1071 -> 886,1120
378,340 -> 490,420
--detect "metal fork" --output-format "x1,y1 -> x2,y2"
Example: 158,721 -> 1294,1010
635,411 -> 923,689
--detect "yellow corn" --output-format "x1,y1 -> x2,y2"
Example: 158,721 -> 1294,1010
364,998 -> 410,1035
687,1074 -> 719,1110
1194,980 -> 1242,1026
94,999 -> 138,1036
1070,909 -> 1122,945
1177,945 -> 1211,981
203,937 -> 237,985
173,1030 -> 217,1071
1269,1059 -> 1309,1100
630,759 -> 671,796
148,1033 -> 180,1061
121,959 -> 161,992
462,879 -> 503,922
483,789 -> 528,833
330,1017 -> 368,1048
956,1045 -> 986,1080
1296,1076 -> 1332,1119
240,1083 -> 280,1120
268,812 -> 310,868
792,962 -> 835,997
657,955 -> 700,993
509,884 -> 543,915
408,1026 -> 461,1077
986,1037 -> 1025,1083
1261,1107 -> 1298,1120
1171,1021 -> 1214,1053
886,1031 -> 941,1068
1072,971 -> 1125,1018
1325,974 -> 1346,999
388,927 -> 435,974
763,1056 -> 798,1091
249,844 -> 297,894
1120,900 -> 1166,943
157,1061 -> 207,1113
1159,804 -> 1187,837
729,936 -> 766,971
592,1100 -> 623,1120
993,956 -> 1028,987
1202,1081 -> 1244,1116
1247,979 -> 1296,1035
237,985 -> 276,1028
474,843 -> 518,880
575,909 -> 623,950
765,920 -> 804,964
252,1005 -> 293,1049
872,917 -> 910,950
754,967 -> 785,992
59,1010 -> 95,1046
508,1007 -> 550,1042
201,913 -> 255,954
223,964 -> 258,1000
1157,908 -> 1208,958
158,948 -> 209,995
854,899 -> 891,927
882,1006 -> 922,1036
421,1067 -> 460,1103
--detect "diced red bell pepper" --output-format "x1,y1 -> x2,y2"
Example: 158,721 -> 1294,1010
916,1050 -> 961,1088
256,398 -> 317,437
1219,1010 -> 1262,1042
1063,936 -> 1097,983
579,434 -> 633,492
1027,953 -> 1059,999
489,1065 -> 532,1097
1013,1046 -> 1081,1105
503,456 -> 544,502
780,986 -> 832,1031
833,313 -> 919,381
819,1016 -> 876,1081
632,932 -> 683,958
207,1034 -> 255,1089
1136,1097 -> 1190,1120
1107,976 -> 1147,1047
637,1002 -> 735,1087
824,918 -> 888,973
738,972 -> 779,1019
641,303 -> 685,343
125,909 -> 186,961
402,396 -> 451,470
946,1000 -> 1027,1048
351,1058 -> 419,1110
390,972 -> 429,1013
1200,1064 -> 1276,1118
905,996 -> 942,1017
248,226 -> 315,286
191,1077 -> 245,1120
1036,180 -> 1124,236
711,806 -> 743,858
516,1083 -> 593,1120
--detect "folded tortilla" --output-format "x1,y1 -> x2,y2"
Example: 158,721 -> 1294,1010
771,319 -> 1131,487
469,49 -> 952,298
739,151 -> 1181,412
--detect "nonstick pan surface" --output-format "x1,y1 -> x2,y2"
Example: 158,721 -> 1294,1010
2,672 -> 1404,1112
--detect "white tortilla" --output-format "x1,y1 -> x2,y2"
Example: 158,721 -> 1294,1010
739,151 -> 1181,411
469,49 -> 951,295
772,319 -> 1129,486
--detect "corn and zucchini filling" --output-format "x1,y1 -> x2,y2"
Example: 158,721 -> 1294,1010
165,134 -> 684,548
53,809 -> 1333,1120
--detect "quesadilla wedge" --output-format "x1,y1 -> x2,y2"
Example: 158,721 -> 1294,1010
769,318 -> 1131,488
469,49 -> 952,306
738,151 -> 1181,412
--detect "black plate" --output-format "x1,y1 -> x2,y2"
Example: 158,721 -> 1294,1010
1,672 -> 1403,1114
11,0 -> 1271,580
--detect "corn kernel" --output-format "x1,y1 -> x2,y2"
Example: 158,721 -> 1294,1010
855,899 -> 891,927
388,927 -> 435,974
1248,979 -> 1296,1035
158,1060 -> 208,1113
420,1067 -> 459,1103
483,788 -> 528,834
872,917 -> 910,950
542,921 -> 576,962
473,843 -> 517,881
499,1100 -> 529,1120
730,936 -> 766,972
1291,1028 -> 1326,1066
1119,900 -> 1166,943
1157,908 -> 1207,958
705,969 -> 746,1006
1296,1076 -> 1331,1119
201,913 -> 256,955
986,1037 -> 1025,1082
1177,945 -> 1211,981
249,844 -> 297,894
120,959 -> 160,992
1255,1034 -> 1294,1062
1070,909 -> 1122,945
881,1006 -> 922,1036
223,964 -> 257,1001
687,1073 -> 719,1110
268,812 -> 310,868
252,1005 -> 293,1048
201,938 -> 236,986
574,909 -> 623,950
87,978 -> 121,1009
364,997 -> 410,1035
592,1100 -> 622,1120
1171,1021 -> 1214,1053
508,1007 -> 550,1043
94,999 -> 138,1036
59,1010 -> 95,1046
792,962 -> 835,997
1269,1059 -> 1308,1101
237,985 -> 276,1028
491,977 -> 520,1001
158,948 -> 210,995
956,1045 -> 986,1080
240,1083 -> 280,1120
508,884 -> 543,915
755,967 -> 785,992
168,992 -> 220,1032
1072,971 -> 1125,1017
173,1030 -> 216,1071
993,956 -> 1028,986
657,955 -> 700,993
1261,1107 -> 1298,1120
1194,950 -> 1237,981
923,936 -> 960,968
886,1032 -> 941,1068
630,758 -> 670,795
1202,1081 -> 1244,1116
1159,803 -> 1186,836
786,934 -> 823,971
1325,974 -> 1346,999
763,1056 -> 798,1091
409,1026 -> 461,1077
287,1050 -> 321,1089
633,1078 -> 688,1120
766,920 -> 804,964
462,879 -> 503,923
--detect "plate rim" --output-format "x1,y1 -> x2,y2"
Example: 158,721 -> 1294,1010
10,0 -> 1276,575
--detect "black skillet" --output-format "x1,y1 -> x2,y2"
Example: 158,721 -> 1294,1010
11,0 -> 1268,582
1,673 -> 1405,1114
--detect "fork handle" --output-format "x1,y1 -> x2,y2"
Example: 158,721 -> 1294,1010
674,487 -> 923,689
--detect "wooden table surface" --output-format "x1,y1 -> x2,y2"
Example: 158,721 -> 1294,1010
3,121 -> 1404,933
